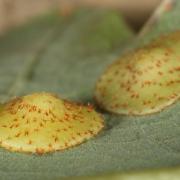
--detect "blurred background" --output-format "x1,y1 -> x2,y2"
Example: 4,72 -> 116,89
0,0 -> 162,34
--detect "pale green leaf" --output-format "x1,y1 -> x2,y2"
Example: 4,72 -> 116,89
0,9 -> 133,180
0,2 -> 179,180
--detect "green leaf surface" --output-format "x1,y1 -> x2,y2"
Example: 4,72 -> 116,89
0,2 -> 179,180
0,9 -> 133,180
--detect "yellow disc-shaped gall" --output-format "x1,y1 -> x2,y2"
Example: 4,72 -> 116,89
95,31 -> 180,115
0,93 -> 104,154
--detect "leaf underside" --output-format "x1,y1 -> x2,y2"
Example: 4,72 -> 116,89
0,3 -> 179,180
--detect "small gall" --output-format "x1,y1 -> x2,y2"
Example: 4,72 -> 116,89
95,31 -> 180,115
0,92 -> 104,154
